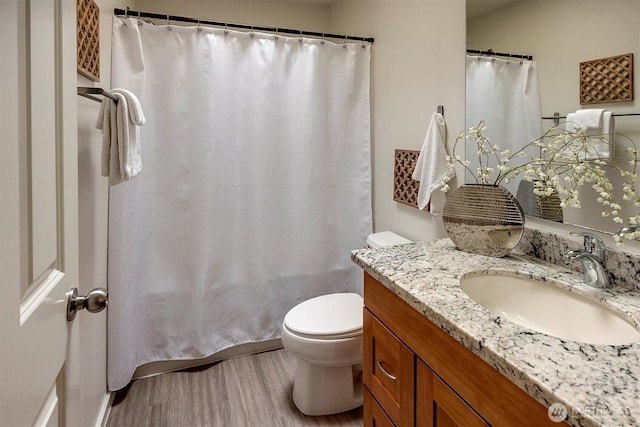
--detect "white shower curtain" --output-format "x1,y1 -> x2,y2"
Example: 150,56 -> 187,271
466,55 -> 542,194
107,17 -> 372,391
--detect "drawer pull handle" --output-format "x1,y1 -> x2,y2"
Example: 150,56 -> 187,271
376,359 -> 397,381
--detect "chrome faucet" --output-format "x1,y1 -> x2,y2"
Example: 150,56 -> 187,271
562,232 -> 609,288
616,225 -> 640,240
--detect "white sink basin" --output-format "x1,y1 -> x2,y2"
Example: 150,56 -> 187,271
460,273 -> 640,345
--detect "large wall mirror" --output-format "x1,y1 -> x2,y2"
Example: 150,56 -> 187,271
465,0 -> 640,235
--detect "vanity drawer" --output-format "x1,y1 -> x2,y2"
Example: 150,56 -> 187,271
364,387 -> 395,427
363,308 -> 414,426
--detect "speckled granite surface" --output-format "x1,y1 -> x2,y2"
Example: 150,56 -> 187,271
351,239 -> 640,427
519,228 -> 640,291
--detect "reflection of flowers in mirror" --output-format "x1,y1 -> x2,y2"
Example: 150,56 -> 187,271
442,121 -> 640,243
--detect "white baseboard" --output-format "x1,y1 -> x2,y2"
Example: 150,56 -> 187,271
97,392 -> 115,427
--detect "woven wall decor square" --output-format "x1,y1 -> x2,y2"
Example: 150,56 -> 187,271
580,53 -> 633,105
393,149 -> 421,209
77,0 -> 100,81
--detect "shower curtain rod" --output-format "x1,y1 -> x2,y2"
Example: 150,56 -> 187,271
466,49 -> 533,61
113,8 -> 375,43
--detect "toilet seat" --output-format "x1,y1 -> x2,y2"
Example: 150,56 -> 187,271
284,293 -> 363,340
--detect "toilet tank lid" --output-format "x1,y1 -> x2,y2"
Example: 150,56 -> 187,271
366,231 -> 412,248
284,293 -> 363,336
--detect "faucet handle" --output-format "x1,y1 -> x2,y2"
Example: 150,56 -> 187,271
570,232 -> 605,256
616,225 -> 640,238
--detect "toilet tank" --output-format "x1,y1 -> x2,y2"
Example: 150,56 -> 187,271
366,231 -> 412,249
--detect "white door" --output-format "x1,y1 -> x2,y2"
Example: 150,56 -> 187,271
1,0 -> 82,425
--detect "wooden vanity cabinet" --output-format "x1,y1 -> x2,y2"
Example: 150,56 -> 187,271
363,273 -> 558,427
416,360 -> 488,427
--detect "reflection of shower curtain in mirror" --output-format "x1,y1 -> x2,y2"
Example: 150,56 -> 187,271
465,56 -> 542,195
106,17 -> 372,391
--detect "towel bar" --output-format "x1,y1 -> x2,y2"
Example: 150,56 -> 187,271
77,86 -> 118,103
542,111 -> 640,125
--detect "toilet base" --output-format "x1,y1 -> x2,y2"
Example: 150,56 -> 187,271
291,359 -> 363,416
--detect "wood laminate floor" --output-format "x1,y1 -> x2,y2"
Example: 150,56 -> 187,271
106,349 -> 363,427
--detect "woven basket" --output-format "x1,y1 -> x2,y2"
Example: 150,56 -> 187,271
443,184 -> 525,257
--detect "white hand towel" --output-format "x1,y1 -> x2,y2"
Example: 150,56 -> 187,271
96,96 -> 121,183
109,97 -> 123,184
111,88 -> 146,126
95,88 -> 146,184
412,112 -> 452,210
574,109 -> 605,129
565,110 -> 614,159
565,112 -> 579,131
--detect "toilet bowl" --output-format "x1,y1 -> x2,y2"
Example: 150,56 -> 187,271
281,231 -> 411,416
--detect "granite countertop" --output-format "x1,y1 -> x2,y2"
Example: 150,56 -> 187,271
351,239 -> 640,427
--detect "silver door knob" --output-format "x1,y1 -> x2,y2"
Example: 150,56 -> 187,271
66,287 -> 108,321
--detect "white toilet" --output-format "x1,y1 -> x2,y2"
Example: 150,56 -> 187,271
281,231 -> 411,416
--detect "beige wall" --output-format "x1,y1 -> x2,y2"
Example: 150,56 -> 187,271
132,0 -> 331,30
329,0 -> 466,242
76,0 -> 126,425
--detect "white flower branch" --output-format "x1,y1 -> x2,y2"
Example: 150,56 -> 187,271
443,121 -> 640,242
